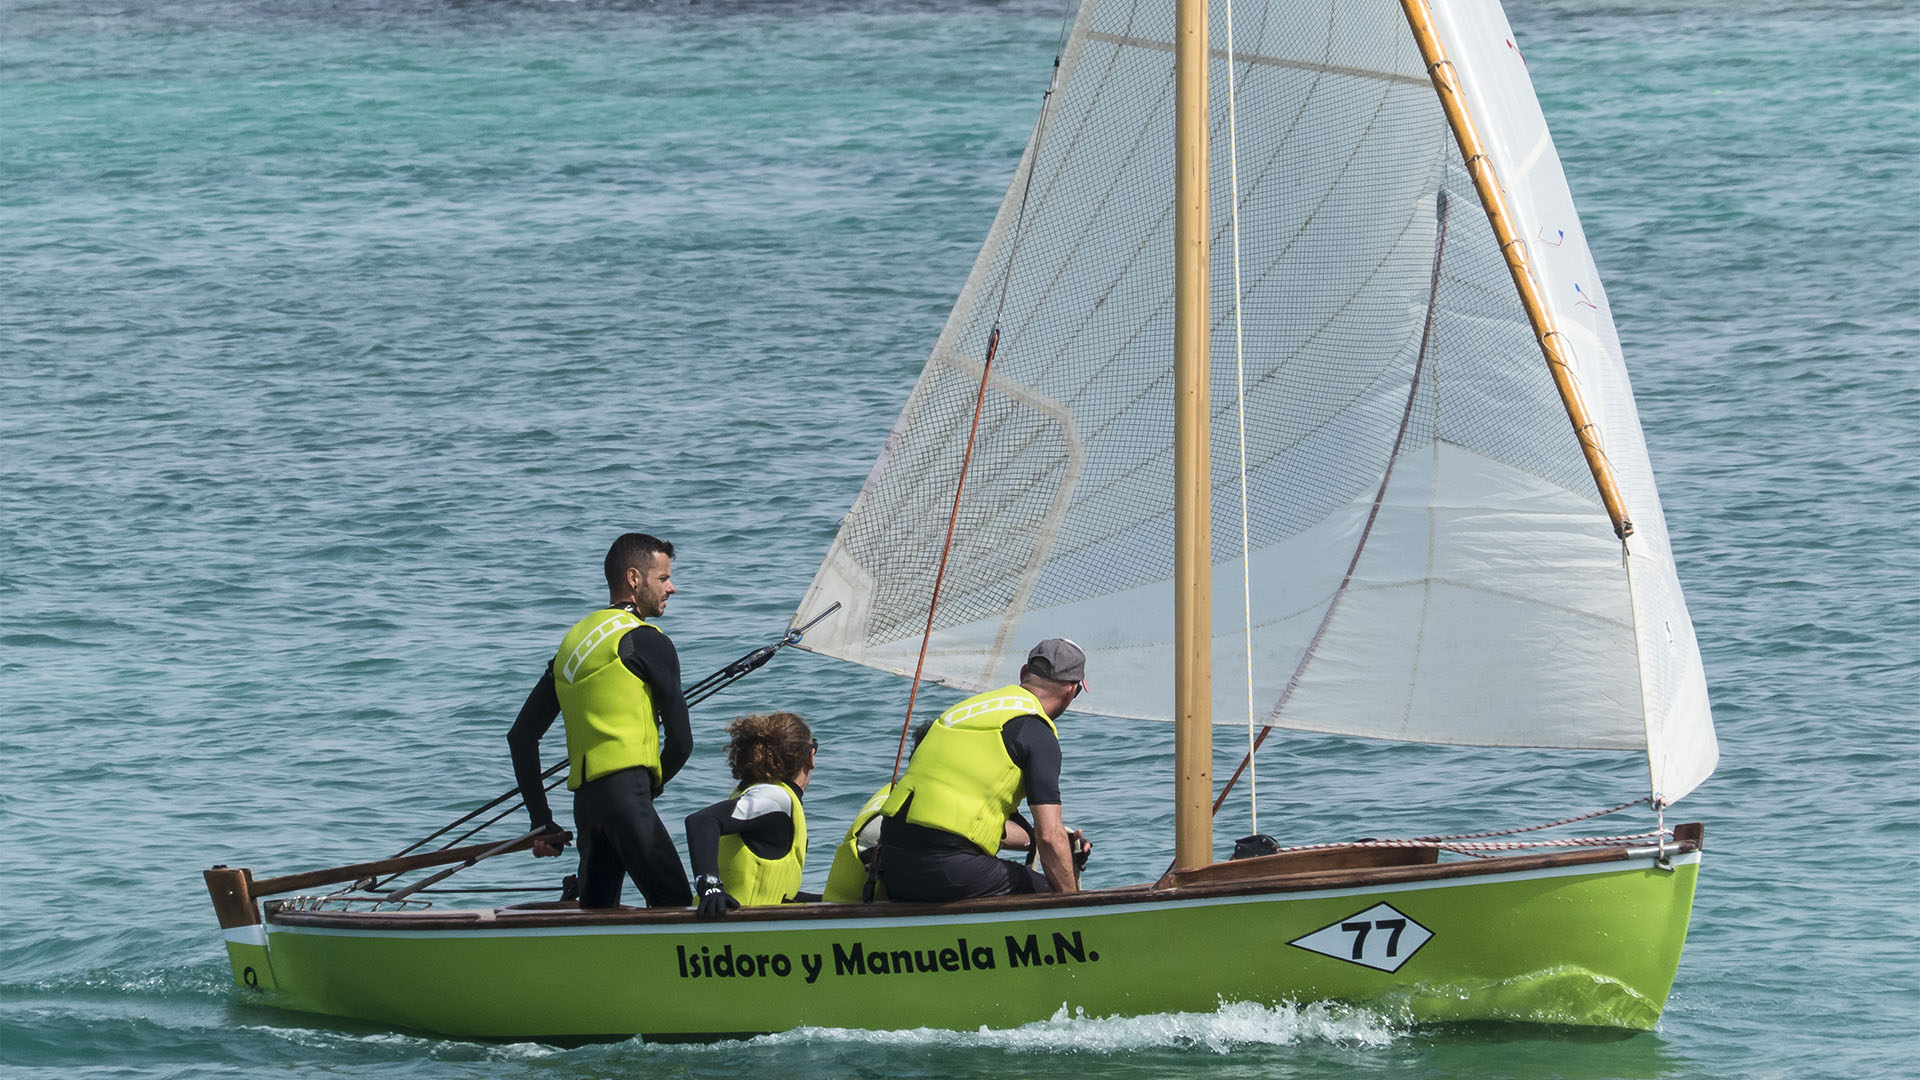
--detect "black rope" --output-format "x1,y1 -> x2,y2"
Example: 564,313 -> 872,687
366,885 -> 559,895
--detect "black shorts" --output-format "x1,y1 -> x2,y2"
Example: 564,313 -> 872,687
878,840 -> 1050,901
572,767 -> 692,908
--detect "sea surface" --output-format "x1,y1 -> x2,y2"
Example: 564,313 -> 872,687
2,1 -> 1916,1077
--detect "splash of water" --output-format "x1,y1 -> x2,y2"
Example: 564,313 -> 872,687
753,999 -> 1406,1053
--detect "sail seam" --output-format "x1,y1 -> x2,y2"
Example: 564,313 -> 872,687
1001,13 -> 1434,456
930,29 -> 1441,597
1086,30 -> 1428,87
1021,13 -> 1404,404
958,163 -> 1434,583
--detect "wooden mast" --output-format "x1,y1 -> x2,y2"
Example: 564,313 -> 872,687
1172,0 -> 1214,870
1398,0 -> 1634,539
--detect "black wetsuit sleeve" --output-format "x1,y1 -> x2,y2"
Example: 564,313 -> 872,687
506,663 -> 561,829
1003,714 -> 1062,806
621,626 -> 692,788
683,796 -> 796,880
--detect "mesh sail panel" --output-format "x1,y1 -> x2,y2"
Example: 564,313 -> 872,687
794,0 -> 1715,797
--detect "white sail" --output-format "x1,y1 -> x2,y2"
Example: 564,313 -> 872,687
793,0 -> 1716,803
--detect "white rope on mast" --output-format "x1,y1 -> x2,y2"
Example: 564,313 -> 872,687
1222,0 -> 1256,831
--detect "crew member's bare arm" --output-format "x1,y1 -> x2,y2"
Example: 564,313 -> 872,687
1001,817 -> 1032,851
1031,803 -> 1078,894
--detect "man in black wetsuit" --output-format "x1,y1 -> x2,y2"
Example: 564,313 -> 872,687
507,532 -> 694,908
877,638 -> 1092,901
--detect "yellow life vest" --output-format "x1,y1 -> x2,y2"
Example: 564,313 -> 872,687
552,607 -> 663,790
880,685 -> 1056,856
822,783 -> 893,903
716,781 -> 807,906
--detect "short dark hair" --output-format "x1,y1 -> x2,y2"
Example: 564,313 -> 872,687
604,533 -> 674,592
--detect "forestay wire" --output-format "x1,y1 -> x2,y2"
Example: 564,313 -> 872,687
1222,0 -> 1258,832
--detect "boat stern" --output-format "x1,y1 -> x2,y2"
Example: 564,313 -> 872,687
204,866 -> 279,992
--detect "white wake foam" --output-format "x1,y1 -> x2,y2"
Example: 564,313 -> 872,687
753,999 -> 1405,1052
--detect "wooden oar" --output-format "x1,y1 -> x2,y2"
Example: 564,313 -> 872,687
380,828 -> 552,902
250,829 -> 571,898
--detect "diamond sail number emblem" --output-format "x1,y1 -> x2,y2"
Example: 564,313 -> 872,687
1289,902 -> 1433,973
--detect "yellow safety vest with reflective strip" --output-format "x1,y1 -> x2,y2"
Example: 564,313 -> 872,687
822,783 -> 892,904
716,781 -> 807,906
881,685 -> 1056,856
553,607 -> 662,790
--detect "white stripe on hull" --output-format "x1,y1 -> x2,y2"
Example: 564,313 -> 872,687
224,925 -> 268,946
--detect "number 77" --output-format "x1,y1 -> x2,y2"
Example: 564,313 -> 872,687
1340,918 -> 1408,959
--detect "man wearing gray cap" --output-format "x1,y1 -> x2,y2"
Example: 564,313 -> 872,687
876,638 -> 1092,900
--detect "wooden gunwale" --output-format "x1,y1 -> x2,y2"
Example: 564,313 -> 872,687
263,831 -> 1699,933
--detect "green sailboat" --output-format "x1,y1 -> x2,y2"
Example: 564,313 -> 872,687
205,0 -> 1716,1040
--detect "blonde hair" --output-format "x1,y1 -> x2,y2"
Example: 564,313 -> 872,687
725,712 -> 813,787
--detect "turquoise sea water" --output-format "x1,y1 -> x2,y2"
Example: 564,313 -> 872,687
3,1 -> 1916,1077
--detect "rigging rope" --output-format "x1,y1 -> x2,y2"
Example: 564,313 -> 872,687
889,326 -> 1001,784
1258,797 -> 1660,856
1213,190 -> 1456,816
887,23 -> 1073,784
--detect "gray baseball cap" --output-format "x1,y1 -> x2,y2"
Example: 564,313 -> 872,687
1026,638 -> 1090,693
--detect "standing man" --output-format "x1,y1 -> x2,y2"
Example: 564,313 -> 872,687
877,638 -> 1092,901
507,533 -> 695,908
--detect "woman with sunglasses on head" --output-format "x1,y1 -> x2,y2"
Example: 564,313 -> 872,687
683,712 -> 818,919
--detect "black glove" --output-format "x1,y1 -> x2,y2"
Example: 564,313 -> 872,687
531,822 -> 569,857
1071,834 -> 1092,872
694,875 -> 738,920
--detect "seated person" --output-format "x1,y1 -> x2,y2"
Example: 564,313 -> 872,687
877,639 -> 1092,901
823,779 -> 1036,903
822,782 -> 895,904
683,712 -> 817,919
823,719 -> 937,904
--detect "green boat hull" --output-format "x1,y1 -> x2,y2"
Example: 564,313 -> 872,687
220,849 -> 1699,1039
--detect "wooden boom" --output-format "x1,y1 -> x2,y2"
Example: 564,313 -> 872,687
202,830 -> 570,928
